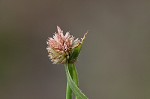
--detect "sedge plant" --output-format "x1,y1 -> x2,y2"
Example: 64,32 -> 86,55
46,26 -> 88,99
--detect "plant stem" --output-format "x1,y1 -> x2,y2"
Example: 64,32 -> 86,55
66,63 -> 79,99
65,63 -> 88,99
66,82 -> 72,99
72,64 -> 79,99
66,63 -> 73,99
72,64 -> 79,87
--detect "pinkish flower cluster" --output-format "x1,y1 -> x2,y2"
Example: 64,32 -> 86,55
47,26 -> 86,64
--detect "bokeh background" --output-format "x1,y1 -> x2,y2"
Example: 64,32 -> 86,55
0,0 -> 150,99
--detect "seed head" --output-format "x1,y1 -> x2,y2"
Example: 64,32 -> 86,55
47,26 -> 87,64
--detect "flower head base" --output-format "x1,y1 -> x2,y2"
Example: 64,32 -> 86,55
47,26 -> 87,64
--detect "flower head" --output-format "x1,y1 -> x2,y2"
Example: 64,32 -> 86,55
47,26 -> 87,64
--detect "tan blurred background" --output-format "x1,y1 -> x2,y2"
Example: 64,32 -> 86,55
0,0 -> 150,99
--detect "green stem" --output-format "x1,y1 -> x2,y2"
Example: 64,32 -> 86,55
72,64 -> 79,99
72,64 -> 79,86
66,63 -> 73,99
65,63 -> 88,99
66,83 -> 72,99
66,63 -> 79,99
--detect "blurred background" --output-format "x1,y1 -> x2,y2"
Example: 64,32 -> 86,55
0,0 -> 150,99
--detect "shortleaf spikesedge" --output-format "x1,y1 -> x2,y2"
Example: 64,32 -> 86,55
47,26 -> 88,99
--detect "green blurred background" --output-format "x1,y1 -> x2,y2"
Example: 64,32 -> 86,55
0,0 -> 150,99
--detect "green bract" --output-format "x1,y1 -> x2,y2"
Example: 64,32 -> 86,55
68,44 -> 82,63
66,33 -> 88,99
68,33 -> 87,63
